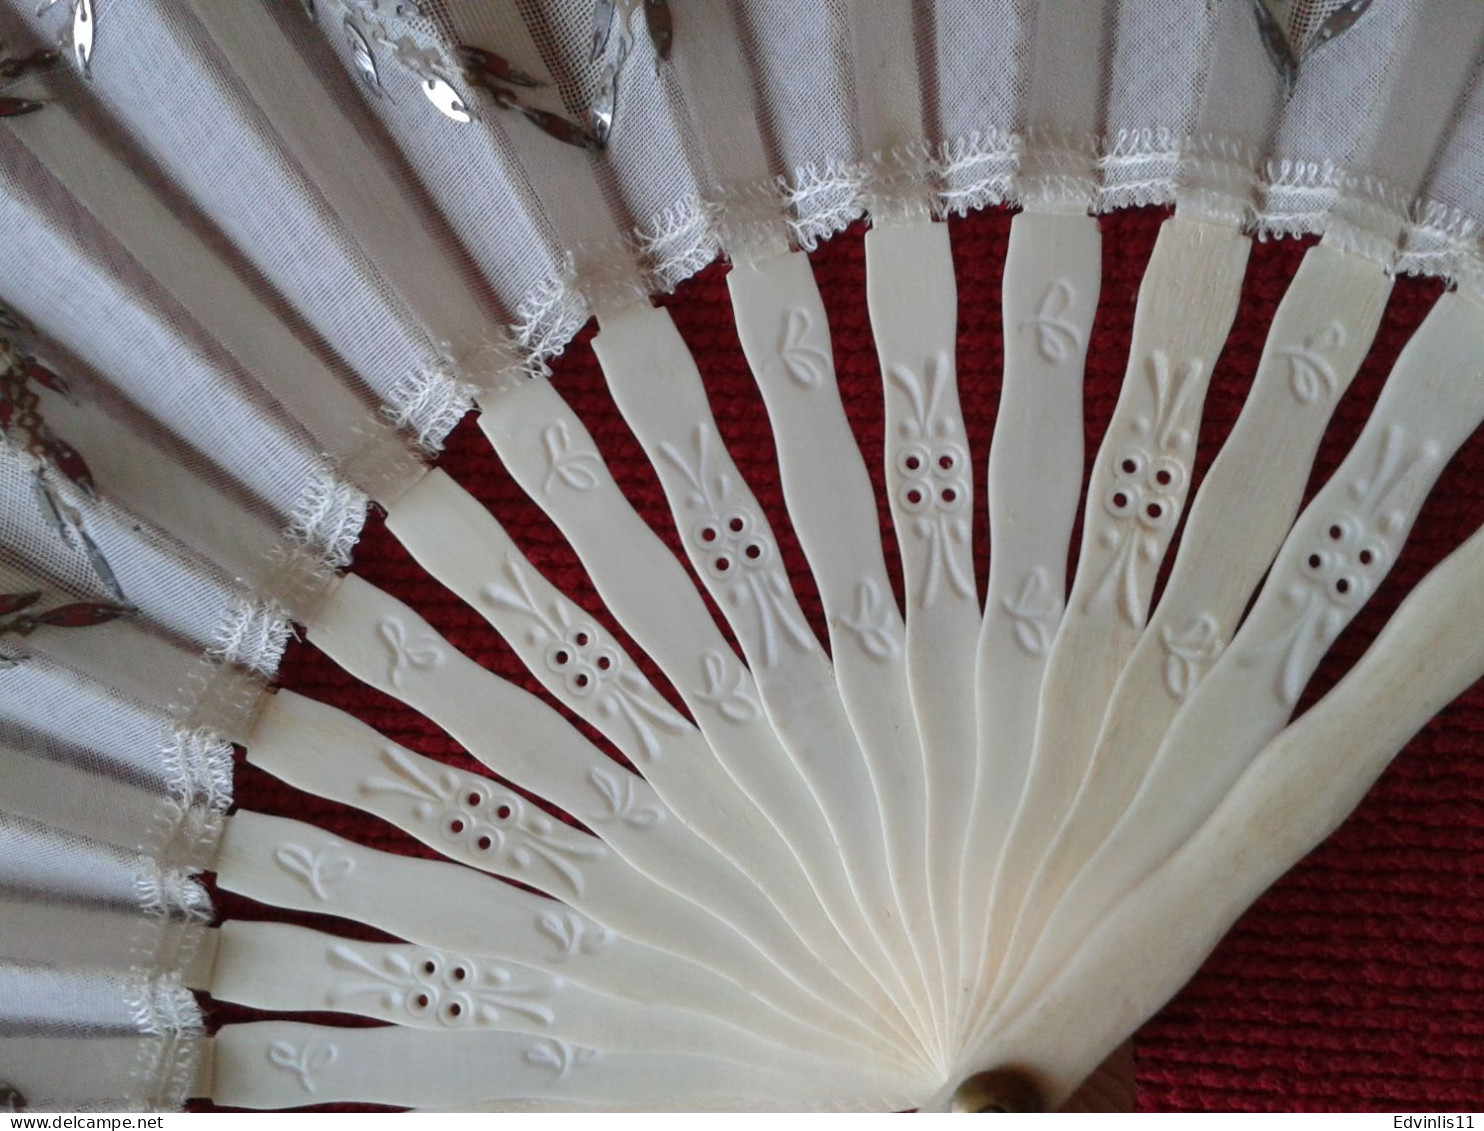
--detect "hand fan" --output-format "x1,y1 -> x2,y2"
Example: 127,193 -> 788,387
0,0 -> 1480,1112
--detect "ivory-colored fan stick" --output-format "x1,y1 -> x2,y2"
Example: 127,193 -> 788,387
591,304 -> 933,1038
386,471 -> 700,773
245,689 -> 888,1041
865,217 -> 981,1024
477,382 -> 921,1043
210,1019 -> 900,1111
976,217 -> 1249,1019
210,921 -> 881,1074
974,519 -> 1484,1109
959,208 -> 1100,1023
383,472 -> 854,952
300,576 -> 895,1040
728,249 -> 943,1031
385,477 -> 917,1046
214,812 -> 886,1061
1015,289 -> 1484,1016
987,244 -> 1390,1021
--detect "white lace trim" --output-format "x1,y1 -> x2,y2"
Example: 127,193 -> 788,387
383,366 -> 476,456
208,597 -> 291,678
458,129 -> 1484,429
124,978 -> 203,1112
285,466 -> 367,572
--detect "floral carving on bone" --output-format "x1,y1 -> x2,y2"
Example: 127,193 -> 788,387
1279,320 -> 1346,405
1242,425 -> 1440,707
838,578 -> 902,662
377,616 -> 444,689
482,560 -> 688,762
660,424 -> 812,667
267,1040 -> 337,1095
694,649 -> 759,722
328,943 -> 557,1028
587,766 -> 664,830
523,1038 -> 599,1081
360,745 -> 605,896
273,842 -> 355,902
771,306 -> 830,389
1021,279 -> 1083,364
540,421 -> 604,494
1091,350 -> 1201,625
888,352 -> 973,608
1160,613 -> 1224,700
536,909 -> 611,963
1001,568 -> 1063,657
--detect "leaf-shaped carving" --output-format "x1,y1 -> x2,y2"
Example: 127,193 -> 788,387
274,842 -> 356,901
268,1040 -> 337,1094
839,578 -> 900,661
1021,279 -> 1082,364
537,909 -> 610,962
694,649 -> 758,722
777,307 -> 830,388
1280,320 -> 1346,405
377,617 -> 444,689
1001,568 -> 1063,656
587,765 -> 664,830
523,1038 -> 598,1080
541,421 -> 603,493
1160,613 -> 1224,700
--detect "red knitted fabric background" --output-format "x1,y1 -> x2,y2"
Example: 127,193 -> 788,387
220,206 -> 1484,1112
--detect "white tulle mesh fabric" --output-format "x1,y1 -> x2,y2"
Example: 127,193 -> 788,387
0,0 -> 1482,1110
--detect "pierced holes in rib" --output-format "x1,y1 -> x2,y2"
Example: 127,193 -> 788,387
1329,524 -> 1343,540
554,650 -> 569,666
1146,502 -> 1162,519
942,488 -> 957,503
448,818 -> 465,834
1359,549 -> 1374,565
1122,458 -> 1138,474
744,544 -> 761,560
495,805 -> 512,820
415,993 -> 430,1008
905,455 -> 921,471
476,836 -> 492,852
1155,469 -> 1173,486
1112,492 -> 1129,509
939,454 -> 954,470
907,489 -> 923,505
423,961 -> 436,976
716,557 -> 731,572
575,673 -> 589,688
574,631 -> 589,646
447,1002 -> 462,1018
728,517 -> 744,532
597,656 -> 612,670
452,967 -> 467,982
701,527 -> 716,543
1308,553 -> 1322,569
1336,578 -> 1351,594
466,792 -> 480,806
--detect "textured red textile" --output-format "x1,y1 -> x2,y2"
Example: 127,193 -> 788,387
224,206 -> 1484,1112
